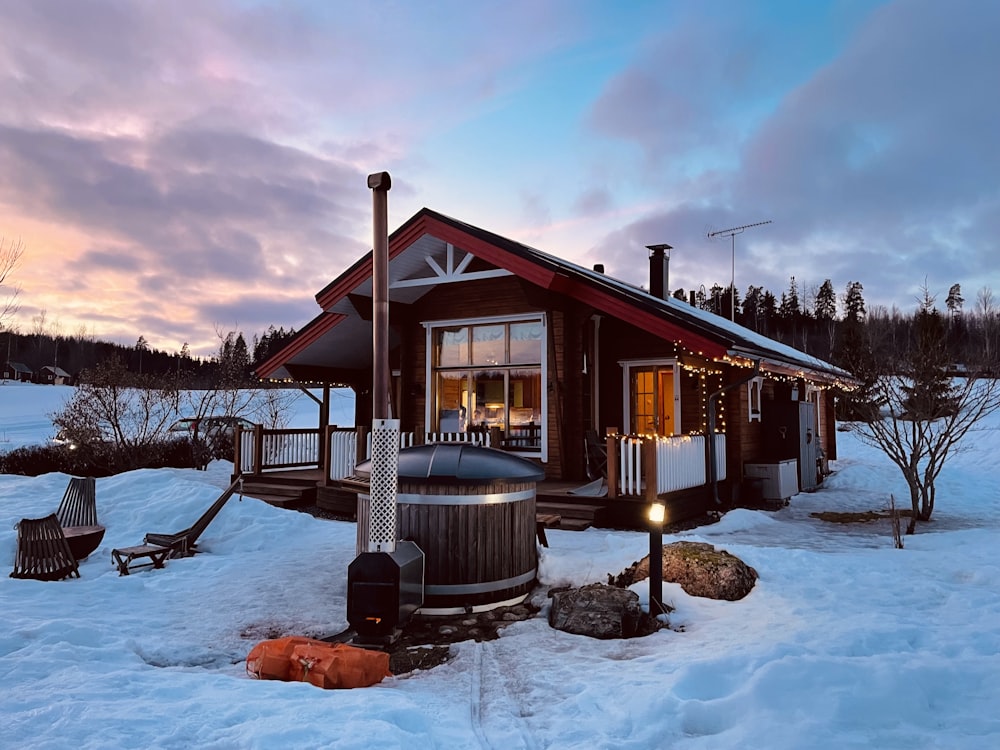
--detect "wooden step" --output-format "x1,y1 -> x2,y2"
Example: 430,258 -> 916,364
251,493 -> 313,509
535,501 -> 604,524
240,481 -> 312,498
316,487 -> 358,518
555,517 -> 592,531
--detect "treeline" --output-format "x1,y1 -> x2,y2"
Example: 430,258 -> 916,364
1,324 -> 296,387
675,279 -> 1000,370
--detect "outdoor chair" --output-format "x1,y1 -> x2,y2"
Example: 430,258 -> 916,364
585,429 -> 608,481
55,476 -> 105,560
112,476 -> 244,575
10,513 -> 81,581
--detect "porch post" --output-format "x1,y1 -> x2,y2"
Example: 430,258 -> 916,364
319,385 -> 331,486
252,424 -> 263,475
605,427 -> 618,499
233,425 -> 243,476
643,438 -> 659,503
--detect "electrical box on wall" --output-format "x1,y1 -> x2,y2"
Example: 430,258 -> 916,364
744,460 -> 799,502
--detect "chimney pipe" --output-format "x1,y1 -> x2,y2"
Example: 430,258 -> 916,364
368,171 -> 391,421
646,243 -> 672,300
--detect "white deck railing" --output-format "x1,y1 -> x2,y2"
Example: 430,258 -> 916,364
239,425 -> 726,500
238,427 -> 322,474
325,429 -> 492,482
613,433 -> 726,497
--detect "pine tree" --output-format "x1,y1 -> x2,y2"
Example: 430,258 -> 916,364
946,284 -> 964,316
901,291 -> 956,419
843,281 -> 866,323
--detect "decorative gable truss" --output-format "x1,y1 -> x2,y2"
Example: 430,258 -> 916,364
390,243 -> 513,289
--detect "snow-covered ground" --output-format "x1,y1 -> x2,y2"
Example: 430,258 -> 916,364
2,380 -> 1000,749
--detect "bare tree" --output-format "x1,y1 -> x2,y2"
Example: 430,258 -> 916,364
845,288 -> 1000,533
52,355 -> 180,471
1,237 -> 24,330
176,327 -> 264,465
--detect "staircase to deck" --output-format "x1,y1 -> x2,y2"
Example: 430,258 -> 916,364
238,475 -> 318,509
535,484 -> 607,532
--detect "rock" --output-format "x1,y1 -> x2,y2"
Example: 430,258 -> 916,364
612,541 -> 757,601
548,583 -> 655,639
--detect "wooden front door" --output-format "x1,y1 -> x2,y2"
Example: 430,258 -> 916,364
629,365 -> 677,436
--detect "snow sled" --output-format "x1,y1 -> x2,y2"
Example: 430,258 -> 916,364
246,636 -> 392,689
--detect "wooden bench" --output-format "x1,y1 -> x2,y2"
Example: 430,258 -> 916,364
111,544 -> 172,576
535,513 -> 561,548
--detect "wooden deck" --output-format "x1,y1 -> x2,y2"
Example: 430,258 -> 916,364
236,470 -> 714,531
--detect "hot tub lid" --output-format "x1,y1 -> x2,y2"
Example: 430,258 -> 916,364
356,443 -> 545,483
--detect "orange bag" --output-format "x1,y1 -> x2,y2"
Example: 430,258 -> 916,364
247,637 -> 392,689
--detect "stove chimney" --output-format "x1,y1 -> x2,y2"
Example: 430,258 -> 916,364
646,243 -> 672,300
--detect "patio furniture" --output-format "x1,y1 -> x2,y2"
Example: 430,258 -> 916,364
111,543 -> 172,576
10,514 -> 80,581
141,476 -> 244,558
585,430 -> 608,481
55,476 -> 105,560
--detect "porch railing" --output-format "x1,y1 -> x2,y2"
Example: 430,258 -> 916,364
606,432 -> 726,500
326,428 -> 493,482
237,426 -> 323,475
237,424 -> 726,500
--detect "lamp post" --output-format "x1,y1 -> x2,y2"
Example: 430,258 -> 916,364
648,502 -> 665,616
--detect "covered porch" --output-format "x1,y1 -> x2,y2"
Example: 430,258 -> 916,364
233,424 -> 726,530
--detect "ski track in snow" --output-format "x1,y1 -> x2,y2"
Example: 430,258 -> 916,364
470,640 -> 539,750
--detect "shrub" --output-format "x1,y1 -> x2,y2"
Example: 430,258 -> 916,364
0,438 -> 203,477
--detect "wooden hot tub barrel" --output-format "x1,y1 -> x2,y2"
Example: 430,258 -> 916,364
356,443 -> 544,613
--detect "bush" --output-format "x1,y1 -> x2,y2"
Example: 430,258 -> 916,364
0,438 -> 204,477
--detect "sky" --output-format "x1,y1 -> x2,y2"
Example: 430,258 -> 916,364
1,0 -> 998,358
4,381 -> 1000,748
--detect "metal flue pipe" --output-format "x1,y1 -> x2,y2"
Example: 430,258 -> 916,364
368,171 -> 391,421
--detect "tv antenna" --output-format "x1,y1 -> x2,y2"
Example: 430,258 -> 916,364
707,220 -> 772,321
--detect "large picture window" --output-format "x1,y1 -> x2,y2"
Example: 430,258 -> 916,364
427,315 -> 546,457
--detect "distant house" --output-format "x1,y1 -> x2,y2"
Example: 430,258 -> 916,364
2,361 -> 33,382
39,365 -> 72,385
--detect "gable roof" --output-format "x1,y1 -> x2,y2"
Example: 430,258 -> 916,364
4,361 -> 32,374
257,208 -> 856,387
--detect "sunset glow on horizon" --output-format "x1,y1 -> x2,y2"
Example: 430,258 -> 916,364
1,0 -> 997,358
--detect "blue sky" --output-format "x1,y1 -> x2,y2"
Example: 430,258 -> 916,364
0,0 -> 997,357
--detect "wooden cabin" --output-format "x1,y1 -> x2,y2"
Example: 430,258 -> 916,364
2,361 -> 33,382
251,208 -> 856,528
38,365 -> 72,385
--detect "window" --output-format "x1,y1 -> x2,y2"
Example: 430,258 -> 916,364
426,315 -> 546,458
620,360 -> 680,436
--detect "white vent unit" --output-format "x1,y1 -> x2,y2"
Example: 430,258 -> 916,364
744,460 -> 799,502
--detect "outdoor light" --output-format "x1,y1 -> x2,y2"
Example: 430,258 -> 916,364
648,502 -> 665,616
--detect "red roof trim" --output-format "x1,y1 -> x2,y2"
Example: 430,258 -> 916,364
419,216 -> 557,288
255,313 -> 347,379
548,274 -> 727,358
316,211 -> 556,310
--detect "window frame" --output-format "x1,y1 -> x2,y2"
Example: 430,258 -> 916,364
618,358 -> 681,436
424,312 -> 548,461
